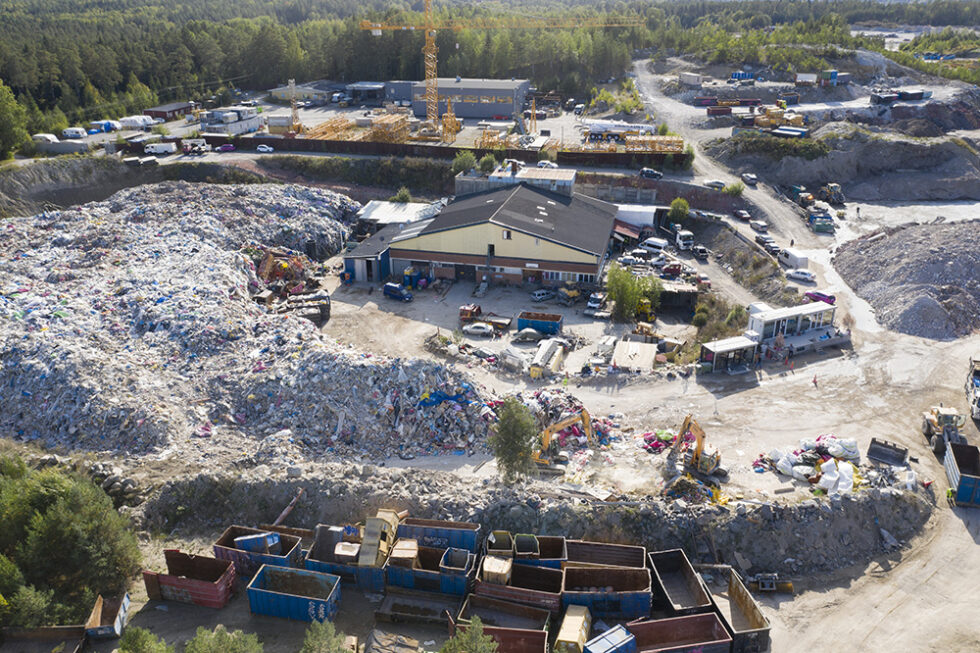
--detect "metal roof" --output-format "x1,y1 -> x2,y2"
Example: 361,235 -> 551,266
413,184 -> 617,256
145,101 -> 193,112
701,336 -> 759,354
346,224 -> 403,259
347,82 -> 386,91
411,78 -> 529,92
356,201 -> 434,226
751,302 -> 835,322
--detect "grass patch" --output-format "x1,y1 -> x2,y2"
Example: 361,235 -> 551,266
728,132 -> 830,160
263,155 -> 454,195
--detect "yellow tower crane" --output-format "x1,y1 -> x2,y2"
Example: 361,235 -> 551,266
361,2 -> 642,125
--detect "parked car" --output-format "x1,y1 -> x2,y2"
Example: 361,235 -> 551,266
704,179 -> 726,189
804,291 -> 836,305
692,245 -> 709,260
763,243 -> 781,255
639,167 -> 663,179
734,210 -> 751,221
530,289 -> 555,302
383,282 -> 413,302
216,144 -> 236,152
749,220 -> 768,232
537,160 -> 559,169
462,322 -> 495,337
471,347 -> 496,360
256,144 -> 274,153
696,272 -> 711,288
786,269 -> 816,283
741,173 -> 759,185
755,234 -> 774,246
512,328 -> 547,343
618,255 -> 641,267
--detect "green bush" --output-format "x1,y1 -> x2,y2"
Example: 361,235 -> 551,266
300,620 -> 349,653
606,264 -> 661,322
389,186 -> 412,203
730,133 -> 830,161
452,150 -> 477,175
0,555 -> 24,598
120,627 -> 175,653
478,154 -> 498,174
265,155 -> 454,194
668,198 -> 689,223
723,181 -> 745,197
691,312 -> 709,327
185,625 -> 263,653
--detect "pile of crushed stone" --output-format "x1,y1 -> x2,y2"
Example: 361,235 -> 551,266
0,182 -> 496,464
833,220 -> 980,339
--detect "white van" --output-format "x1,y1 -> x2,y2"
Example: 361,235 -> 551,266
144,142 -> 177,155
777,247 -> 808,269
32,133 -> 58,143
639,237 -> 669,255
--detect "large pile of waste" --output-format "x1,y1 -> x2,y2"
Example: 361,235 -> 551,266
0,182 -> 495,462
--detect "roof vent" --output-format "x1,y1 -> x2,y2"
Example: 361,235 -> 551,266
534,218 -> 545,223
486,199 -> 495,203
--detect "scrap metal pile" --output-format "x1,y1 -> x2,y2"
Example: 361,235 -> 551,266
0,182 -> 496,462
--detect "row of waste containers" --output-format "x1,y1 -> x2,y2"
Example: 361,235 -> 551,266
138,514 -> 771,653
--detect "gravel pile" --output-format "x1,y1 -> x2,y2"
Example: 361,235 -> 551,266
0,182 -> 495,462
833,220 -> 980,339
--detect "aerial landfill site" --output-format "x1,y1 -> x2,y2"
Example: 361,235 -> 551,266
3,3 -> 980,650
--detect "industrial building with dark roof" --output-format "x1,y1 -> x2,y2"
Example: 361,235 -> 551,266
387,184 -> 616,285
386,77 -> 531,119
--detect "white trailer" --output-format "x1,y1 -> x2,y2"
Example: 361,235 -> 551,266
144,142 -> 177,155
120,115 -> 154,130
32,133 -> 59,143
61,127 -> 87,139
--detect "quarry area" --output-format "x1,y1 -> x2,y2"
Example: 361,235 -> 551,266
3,35 -> 980,653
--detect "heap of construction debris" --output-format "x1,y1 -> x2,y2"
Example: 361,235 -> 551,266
0,182 -> 496,463
833,220 -> 980,339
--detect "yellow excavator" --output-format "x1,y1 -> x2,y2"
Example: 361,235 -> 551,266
669,414 -> 726,478
533,409 -> 595,473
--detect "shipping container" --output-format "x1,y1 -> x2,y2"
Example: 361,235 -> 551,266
85,593 -> 131,639
385,544 -> 475,595
474,562 -> 564,615
566,540 -> 647,568
562,567 -> 652,619
143,549 -> 236,609
704,568 -> 771,653
515,534 -> 539,559
515,535 -> 567,569
555,605 -> 592,653
516,312 -> 563,335
376,587 -> 463,625
778,92 -> 800,105
585,625 -> 637,653
627,614 -> 732,653
693,97 -> 718,107
458,594 -> 551,631
214,525 -> 302,580
397,518 -> 481,552
706,106 -> 732,116
648,550 -> 713,616
247,565 -> 341,623
945,442 -> 980,508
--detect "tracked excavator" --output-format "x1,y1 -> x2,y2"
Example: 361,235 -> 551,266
533,409 -> 595,474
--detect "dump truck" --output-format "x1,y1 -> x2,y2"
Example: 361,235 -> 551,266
945,443 -> 980,508
458,304 -> 513,331
967,355 -> 980,420
922,405 -> 967,455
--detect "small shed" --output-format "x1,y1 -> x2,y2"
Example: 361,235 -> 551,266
612,339 -> 659,372
343,224 -> 399,283
699,336 -> 758,373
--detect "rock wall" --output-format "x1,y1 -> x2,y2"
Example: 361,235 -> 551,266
138,465 -> 933,577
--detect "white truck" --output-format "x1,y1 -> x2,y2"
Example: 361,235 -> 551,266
777,247 -> 808,269
675,229 -> 694,251
968,355 -> 980,420
144,142 -> 177,155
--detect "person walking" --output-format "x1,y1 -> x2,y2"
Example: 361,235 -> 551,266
812,374 -> 818,388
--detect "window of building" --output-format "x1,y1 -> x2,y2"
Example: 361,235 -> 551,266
480,95 -> 494,103
576,274 -> 596,283
463,95 -> 479,104
502,229 -> 512,240
498,96 -> 512,104
544,271 -> 561,281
